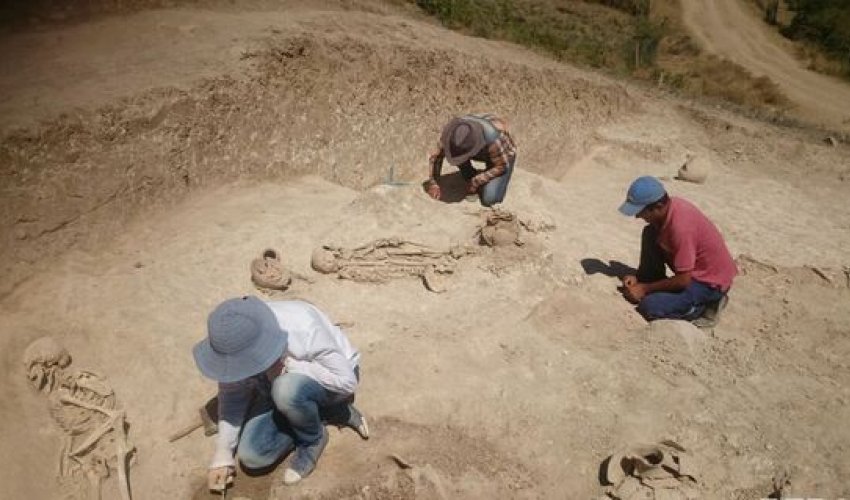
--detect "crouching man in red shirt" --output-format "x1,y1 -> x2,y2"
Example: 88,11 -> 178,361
618,176 -> 737,326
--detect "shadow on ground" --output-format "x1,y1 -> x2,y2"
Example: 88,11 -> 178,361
580,258 -> 635,278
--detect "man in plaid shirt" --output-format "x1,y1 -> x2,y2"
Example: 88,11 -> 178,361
424,113 -> 517,207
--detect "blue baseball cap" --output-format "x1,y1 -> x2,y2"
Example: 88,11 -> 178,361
618,176 -> 666,216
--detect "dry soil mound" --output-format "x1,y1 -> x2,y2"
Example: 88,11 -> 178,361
1,3 -> 850,500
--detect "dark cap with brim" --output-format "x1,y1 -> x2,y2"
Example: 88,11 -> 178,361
193,296 -> 288,383
441,117 -> 486,166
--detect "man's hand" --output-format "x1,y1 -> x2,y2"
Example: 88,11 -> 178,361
466,181 -> 478,195
426,183 -> 441,200
208,466 -> 234,492
623,282 -> 647,304
622,275 -> 638,287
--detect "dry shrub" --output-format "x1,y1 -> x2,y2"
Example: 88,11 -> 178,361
649,0 -> 791,112
690,56 -> 788,108
585,0 -> 650,16
796,43 -> 850,78
659,33 -> 701,57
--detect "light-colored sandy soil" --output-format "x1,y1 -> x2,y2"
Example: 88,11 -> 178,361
1,2 -> 850,500
0,2 -> 387,133
680,0 -> 850,132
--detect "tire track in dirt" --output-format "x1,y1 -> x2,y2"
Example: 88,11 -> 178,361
680,0 -> 850,132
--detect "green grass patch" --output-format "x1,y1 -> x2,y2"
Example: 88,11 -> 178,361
781,0 -> 850,78
628,16 -> 666,69
413,0 -> 658,71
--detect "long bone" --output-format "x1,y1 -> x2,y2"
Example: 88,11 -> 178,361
59,395 -> 133,500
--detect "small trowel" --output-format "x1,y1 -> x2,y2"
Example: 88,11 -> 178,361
168,396 -> 219,442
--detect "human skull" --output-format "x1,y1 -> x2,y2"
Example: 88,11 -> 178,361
480,224 -> 519,247
22,336 -> 71,392
311,248 -> 340,274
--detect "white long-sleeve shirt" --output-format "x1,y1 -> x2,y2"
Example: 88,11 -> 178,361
209,300 -> 359,468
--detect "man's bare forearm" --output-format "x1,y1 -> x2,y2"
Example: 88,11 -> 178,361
644,272 -> 691,293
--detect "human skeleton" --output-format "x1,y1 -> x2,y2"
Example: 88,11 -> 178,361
23,337 -> 134,500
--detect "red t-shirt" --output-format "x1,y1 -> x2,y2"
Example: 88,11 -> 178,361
658,197 -> 737,291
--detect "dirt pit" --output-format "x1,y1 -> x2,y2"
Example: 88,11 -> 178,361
1,2 -> 850,500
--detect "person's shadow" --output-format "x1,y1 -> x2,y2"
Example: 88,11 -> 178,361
580,258 -> 636,279
581,258 -> 643,307
421,171 -> 470,204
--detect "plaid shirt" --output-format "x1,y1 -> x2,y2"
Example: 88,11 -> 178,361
428,115 -> 517,190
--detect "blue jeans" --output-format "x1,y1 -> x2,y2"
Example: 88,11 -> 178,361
636,225 -> 726,321
458,157 -> 515,207
638,280 -> 725,320
237,373 -> 351,471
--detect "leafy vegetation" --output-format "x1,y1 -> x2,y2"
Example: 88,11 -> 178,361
781,0 -> 850,76
413,0 -> 664,71
630,16 -> 666,69
411,0 -> 788,111
586,0 -> 651,16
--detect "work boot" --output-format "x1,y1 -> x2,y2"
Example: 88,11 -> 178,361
346,404 -> 370,440
322,403 -> 370,440
283,427 -> 329,485
692,294 -> 728,329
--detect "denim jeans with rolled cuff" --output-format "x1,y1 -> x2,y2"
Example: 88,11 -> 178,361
635,225 -> 726,321
236,370 -> 356,471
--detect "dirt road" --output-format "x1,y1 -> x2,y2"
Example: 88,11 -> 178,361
680,0 -> 850,131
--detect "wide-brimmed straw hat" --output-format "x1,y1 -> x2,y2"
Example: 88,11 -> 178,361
193,296 -> 287,383
441,117 -> 486,166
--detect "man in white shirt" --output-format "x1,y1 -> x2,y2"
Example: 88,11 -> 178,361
192,296 -> 368,492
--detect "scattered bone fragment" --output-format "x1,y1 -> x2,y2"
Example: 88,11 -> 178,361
389,453 -> 414,469
739,255 -> 849,288
601,440 -> 699,499
422,267 -> 448,293
805,265 -> 833,284
736,254 -> 779,274
519,214 -> 556,233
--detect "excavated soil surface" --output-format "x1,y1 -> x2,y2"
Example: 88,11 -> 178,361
1,2 -> 849,499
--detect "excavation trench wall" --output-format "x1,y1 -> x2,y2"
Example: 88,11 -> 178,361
0,32 -> 637,297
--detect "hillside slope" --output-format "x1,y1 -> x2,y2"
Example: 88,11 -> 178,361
1,2 -> 849,500
680,0 -> 850,131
